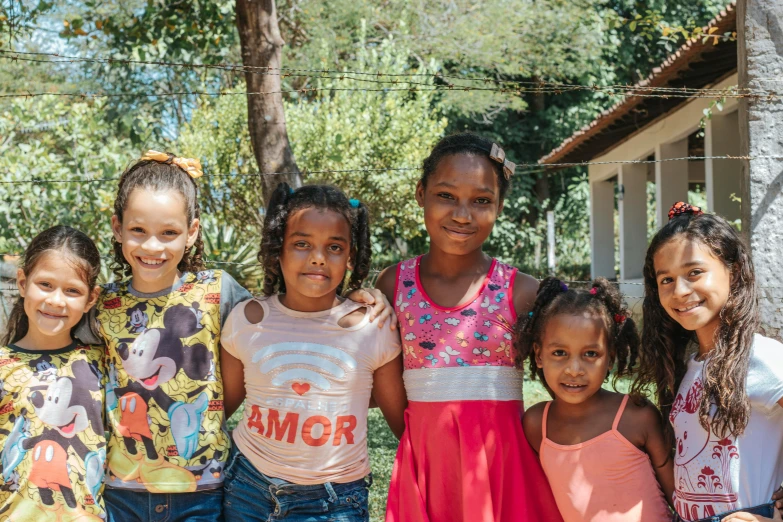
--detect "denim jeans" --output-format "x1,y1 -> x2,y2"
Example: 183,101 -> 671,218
222,447 -> 371,521
673,502 -> 775,522
104,487 -> 224,522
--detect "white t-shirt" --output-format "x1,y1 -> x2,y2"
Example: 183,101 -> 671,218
671,334 -> 783,520
221,295 -> 401,485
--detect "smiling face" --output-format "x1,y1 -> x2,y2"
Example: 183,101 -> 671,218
278,207 -> 353,312
653,236 -> 731,351
535,313 -> 611,405
416,154 -> 503,256
30,376 -> 89,438
120,329 -> 177,390
112,188 -> 200,294
17,251 -> 99,349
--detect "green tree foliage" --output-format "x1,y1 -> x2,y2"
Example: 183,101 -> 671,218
0,97 -> 133,254
176,34 -> 448,268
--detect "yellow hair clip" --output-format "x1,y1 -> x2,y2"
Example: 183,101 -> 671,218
140,150 -> 203,179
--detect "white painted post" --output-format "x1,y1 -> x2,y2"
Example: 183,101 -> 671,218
547,210 -> 556,275
655,139 -> 690,228
705,110 -> 742,222
738,0 -> 783,339
618,164 -> 648,280
590,179 -> 616,279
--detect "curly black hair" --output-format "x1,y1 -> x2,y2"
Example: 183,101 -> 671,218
2,226 -> 101,345
111,154 -> 204,280
420,132 -> 512,200
514,277 -> 640,390
258,182 -> 371,297
631,211 -> 758,443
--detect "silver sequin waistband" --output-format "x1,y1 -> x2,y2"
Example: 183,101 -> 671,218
403,366 -> 524,402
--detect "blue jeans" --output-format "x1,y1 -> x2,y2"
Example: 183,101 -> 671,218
105,487 -> 224,522
673,502 -> 775,522
222,447 -> 371,521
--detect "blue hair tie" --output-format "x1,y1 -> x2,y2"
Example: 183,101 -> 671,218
528,311 -> 534,317
289,187 -> 295,195
349,198 -> 360,208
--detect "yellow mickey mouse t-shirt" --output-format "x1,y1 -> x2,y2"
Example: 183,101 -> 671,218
0,343 -> 106,521
96,269 -> 249,493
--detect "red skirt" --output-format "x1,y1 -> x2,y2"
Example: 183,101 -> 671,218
385,400 -> 563,522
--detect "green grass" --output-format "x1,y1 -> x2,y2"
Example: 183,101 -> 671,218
226,375 -> 633,522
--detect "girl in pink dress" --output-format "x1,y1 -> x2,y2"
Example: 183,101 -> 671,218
377,132 -> 562,522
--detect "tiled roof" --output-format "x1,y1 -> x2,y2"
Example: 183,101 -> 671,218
539,2 -> 737,167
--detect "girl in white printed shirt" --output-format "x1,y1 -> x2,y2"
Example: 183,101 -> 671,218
220,183 -> 407,521
634,202 -> 783,522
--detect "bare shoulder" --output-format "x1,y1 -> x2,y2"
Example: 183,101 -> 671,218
375,265 -> 397,303
522,400 -> 548,453
244,299 -> 265,324
618,395 -> 663,447
512,270 -> 540,315
337,306 -> 369,328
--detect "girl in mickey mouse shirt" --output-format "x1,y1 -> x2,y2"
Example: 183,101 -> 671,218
0,226 -> 106,522
76,152 -> 396,522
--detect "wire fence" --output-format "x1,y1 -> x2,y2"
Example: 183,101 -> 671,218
2,155 -> 782,186
0,49 -> 778,100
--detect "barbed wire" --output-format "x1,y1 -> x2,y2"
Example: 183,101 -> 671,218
0,49 -> 768,99
1,155 -> 780,185
1,85 -> 773,101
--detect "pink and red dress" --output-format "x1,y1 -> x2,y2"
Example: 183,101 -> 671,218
385,256 -> 562,522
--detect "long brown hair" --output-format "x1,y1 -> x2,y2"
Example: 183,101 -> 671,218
2,226 -> 101,345
112,155 -> 204,280
631,212 -> 758,444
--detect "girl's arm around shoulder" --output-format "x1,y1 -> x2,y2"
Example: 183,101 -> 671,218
522,401 -> 547,454
512,271 -> 541,317
372,354 -> 407,439
621,397 -> 675,507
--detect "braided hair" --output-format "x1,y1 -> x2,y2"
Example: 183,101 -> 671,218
421,132 -> 512,200
514,277 -> 639,389
111,154 -> 204,280
258,182 -> 371,297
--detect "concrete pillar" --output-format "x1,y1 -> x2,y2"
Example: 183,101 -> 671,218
738,0 -> 783,338
618,164 -> 647,280
705,110 -> 741,222
655,139 -> 690,228
590,179 -> 615,279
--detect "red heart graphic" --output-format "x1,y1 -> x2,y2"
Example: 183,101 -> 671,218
292,383 -> 310,396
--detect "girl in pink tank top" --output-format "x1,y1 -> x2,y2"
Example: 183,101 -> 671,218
515,277 -> 674,522
377,133 -> 561,522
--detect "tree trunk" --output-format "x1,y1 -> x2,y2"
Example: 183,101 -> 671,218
236,0 -> 301,205
738,0 -> 783,340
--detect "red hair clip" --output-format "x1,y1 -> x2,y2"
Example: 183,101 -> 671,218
668,201 -> 703,220
614,314 -> 626,324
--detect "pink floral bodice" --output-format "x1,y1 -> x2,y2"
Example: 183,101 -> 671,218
393,256 -> 519,371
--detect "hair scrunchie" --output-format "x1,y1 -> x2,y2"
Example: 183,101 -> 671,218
141,150 -> 203,179
668,201 -> 703,220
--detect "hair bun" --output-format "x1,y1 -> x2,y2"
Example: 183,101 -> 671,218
668,201 -> 703,220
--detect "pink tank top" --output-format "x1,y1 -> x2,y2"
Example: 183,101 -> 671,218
539,396 -> 672,522
393,256 -> 524,403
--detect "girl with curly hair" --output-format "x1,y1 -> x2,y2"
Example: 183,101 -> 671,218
220,182 -> 406,521
633,202 -> 783,522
